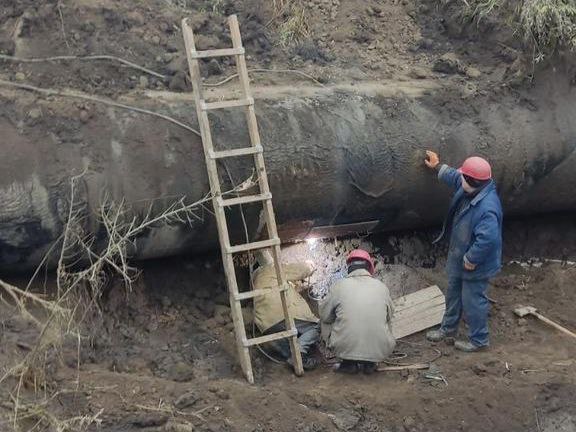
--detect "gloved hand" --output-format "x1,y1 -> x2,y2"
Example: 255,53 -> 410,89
425,150 -> 440,169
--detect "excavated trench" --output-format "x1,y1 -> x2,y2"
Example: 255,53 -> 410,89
1,64 -> 576,271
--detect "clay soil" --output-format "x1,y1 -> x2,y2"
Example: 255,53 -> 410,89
0,0 -> 525,99
1,214 -> 576,432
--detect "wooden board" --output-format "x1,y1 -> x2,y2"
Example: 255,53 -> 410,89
391,285 -> 445,339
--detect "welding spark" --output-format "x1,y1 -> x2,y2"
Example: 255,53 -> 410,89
306,237 -> 318,247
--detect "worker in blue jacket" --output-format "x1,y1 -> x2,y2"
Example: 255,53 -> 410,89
424,151 -> 503,352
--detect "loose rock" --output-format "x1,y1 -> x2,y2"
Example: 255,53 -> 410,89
28,108 -> 42,119
139,75 -> 149,88
168,362 -> 195,382
471,363 -> 488,376
409,67 -> 429,79
174,391 -> 201,409
206,59 -> 222,76
330,408 -> 360,431
164,422 -> 194,432
129,413 -> 168,428
465,66 -> 482,79
433,53 -> 462,75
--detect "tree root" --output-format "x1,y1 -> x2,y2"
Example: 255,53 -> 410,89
0,79 -> 200,136
0,54 -> 166,79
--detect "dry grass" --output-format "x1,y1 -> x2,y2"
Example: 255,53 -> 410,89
270,0 -> 310,47
464,0 -> 576,61
163,0 -> 225,14
520,0 -> 576,60
1,398 -> 103,432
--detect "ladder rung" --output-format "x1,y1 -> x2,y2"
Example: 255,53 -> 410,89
227,238 -> 280,254
219,193 -> 272,207
243,329 -> 297,347
234,284 -> 287,301
209,146 -> 263,159
201,98 -> 254,111
190,47 -> 245,59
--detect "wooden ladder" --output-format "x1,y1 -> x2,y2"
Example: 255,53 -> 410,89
182,15 -> 304,383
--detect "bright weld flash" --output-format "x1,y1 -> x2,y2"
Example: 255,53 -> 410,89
306,237 -> 318,246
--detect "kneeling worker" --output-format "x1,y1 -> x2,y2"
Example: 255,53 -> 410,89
252,250 -> 320,370
319,249 -> 395,374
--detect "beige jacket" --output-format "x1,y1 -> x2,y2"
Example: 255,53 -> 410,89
253,262 -> 319,332
319,269 -> 396,362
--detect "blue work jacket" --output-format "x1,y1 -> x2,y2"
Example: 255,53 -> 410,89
434,164 -> 503,280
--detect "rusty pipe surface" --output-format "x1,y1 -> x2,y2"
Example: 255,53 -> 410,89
1,71 -> 575,271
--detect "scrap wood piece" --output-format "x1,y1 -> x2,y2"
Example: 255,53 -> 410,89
391,285 -> 445,339
377,363 -> 430,372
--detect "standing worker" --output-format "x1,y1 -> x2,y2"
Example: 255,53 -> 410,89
424,151 -> 503,352
319,249 -> 395,374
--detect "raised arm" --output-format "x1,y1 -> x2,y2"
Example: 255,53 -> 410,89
424,150 -> 462,190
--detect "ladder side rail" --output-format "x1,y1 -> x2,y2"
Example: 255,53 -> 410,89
228,15 -> 304,376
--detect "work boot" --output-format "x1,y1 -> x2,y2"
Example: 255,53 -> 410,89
454,340 -> 487,352
335,360 -> 359,374
359,361 -> 377,375
426,328 -> 455,344
287,355 -> 319,371
302,356 -> 319,371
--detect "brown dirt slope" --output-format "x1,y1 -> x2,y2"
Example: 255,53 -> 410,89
0,0 -> 538,96
1,218 -> 576,432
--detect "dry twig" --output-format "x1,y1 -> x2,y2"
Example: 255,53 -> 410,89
0,279 -> 68,318
0,54 -> 166,79
56,1 -> 71,51
0,170 -> 253,430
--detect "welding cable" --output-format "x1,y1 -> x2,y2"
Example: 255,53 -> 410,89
251,321 -> 286,365
382,345 -> 442,366
389,351 -> 408,360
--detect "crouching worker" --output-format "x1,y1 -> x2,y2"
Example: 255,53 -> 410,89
319,249 -> 395,375
253,250 -> 320,370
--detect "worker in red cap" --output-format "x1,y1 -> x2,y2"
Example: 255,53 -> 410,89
424,151 -> 503,352
319,249 -> 396,374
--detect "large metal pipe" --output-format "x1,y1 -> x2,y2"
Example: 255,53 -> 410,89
1,68 -> 575,271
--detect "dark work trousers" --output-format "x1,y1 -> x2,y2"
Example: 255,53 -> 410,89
440,276 -> 490,347
264,319 -> 320,359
